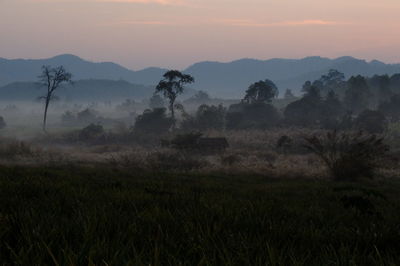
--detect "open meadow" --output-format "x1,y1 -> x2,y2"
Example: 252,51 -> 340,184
1,121 -> 400,265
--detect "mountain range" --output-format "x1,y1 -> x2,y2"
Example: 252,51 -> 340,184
1,54 -> 400,100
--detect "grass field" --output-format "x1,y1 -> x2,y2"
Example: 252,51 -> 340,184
1,165 -> 400,265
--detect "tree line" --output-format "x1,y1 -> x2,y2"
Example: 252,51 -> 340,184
135,69 -> 400,134
24,65 -> 400,134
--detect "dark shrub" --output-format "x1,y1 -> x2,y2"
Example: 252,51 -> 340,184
276,135 -> 292,152
134,108 -> 174,134
167,132 -> 203,150
197,104 -> 225,130
305,131 -> 389,180
226,102 -> 280,129
181,104 -> 226,131
79,124 -> 105,140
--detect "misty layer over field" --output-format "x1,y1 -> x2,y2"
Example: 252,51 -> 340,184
0,64 -> 399,176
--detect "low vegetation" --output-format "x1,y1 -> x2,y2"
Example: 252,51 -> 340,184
305,131 -> 389,180
1,166 -> 400,265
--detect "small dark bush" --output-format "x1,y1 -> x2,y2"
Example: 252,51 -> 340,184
79,124 -> 105,140
134,108 -> 174,134
305,130 -> 389,180
168,132 -> 203,150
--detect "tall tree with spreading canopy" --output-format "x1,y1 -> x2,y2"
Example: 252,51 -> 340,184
155,70 -> 194,123
38,65 -> 72,132
243,79 -> 278,104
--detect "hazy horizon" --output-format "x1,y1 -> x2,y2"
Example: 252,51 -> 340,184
1,54 -> 399,72
1,0 -> 400,69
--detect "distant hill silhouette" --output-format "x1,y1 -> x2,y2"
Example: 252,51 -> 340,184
0,54 -> 166,87
0,80 -> 154,102
185,56 -> 400,97
0,79 -> 197,102
1,54 -> 400,98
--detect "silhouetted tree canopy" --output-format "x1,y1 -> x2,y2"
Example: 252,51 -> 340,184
155,70 -> 194,123
284,86 -> 322,127
320,90 -> 345,129
181,104 -> 226,131
302,70 -> 346,97
344,75 -> 371,114
319,69 -> 346,96
226,102 -> 280,129
243,79 -> 278,104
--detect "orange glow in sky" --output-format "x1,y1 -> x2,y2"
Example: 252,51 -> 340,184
1,0 -> 400,69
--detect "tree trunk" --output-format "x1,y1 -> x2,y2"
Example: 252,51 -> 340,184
170,102 -> 175,120
170,101 -> 176,129
43,98 -> 50,132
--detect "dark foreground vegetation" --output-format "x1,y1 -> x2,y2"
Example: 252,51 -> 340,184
1,166 -> 400,265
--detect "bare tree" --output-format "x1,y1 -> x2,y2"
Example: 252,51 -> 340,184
38,65 -> 72,132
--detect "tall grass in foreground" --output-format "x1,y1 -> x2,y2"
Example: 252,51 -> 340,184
1,166 -> 400,265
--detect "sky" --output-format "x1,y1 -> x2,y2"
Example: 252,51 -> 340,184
1,0 -> 400,70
